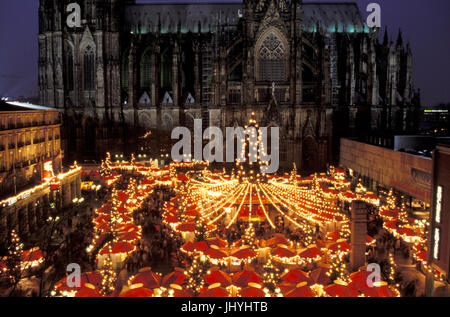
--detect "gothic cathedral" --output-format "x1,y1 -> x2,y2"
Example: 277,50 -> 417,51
38,0 -> 419,173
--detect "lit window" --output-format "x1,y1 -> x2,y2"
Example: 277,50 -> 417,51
433,228 -> 440,260
435,186 -> 442,224
258,32 -> 287,82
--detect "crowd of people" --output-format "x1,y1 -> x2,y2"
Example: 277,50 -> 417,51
124,187 -> 184,275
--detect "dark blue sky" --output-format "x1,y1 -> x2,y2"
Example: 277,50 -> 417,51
0,0 -> 449,107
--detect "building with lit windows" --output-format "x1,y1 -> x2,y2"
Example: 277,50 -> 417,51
0,100 -> 81,244
426,144 -> 450,295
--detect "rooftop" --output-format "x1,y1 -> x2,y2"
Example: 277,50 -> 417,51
125,1 -> 367,34
0,100 -> 57,112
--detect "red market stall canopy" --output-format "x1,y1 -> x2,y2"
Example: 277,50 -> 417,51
119,227 -> 141,241
129,268 -> 162,289
366,235 -> 376,245
239,284 -> 266,297
328,240 -> 351,253
271,246 -> 297,259
384,220 -> 398,230
310,267 -> 332,286
176,223 -> 196,233
360,282 -> 400,297
95,222 -> 109,232
325,230 -> 340,242
117,223 -> 140,233
324,282 -> 360,297
167,285 -> 193,297
205,270 -> 232,287
55,271 -> 102,293
100,241 -> 135,255
380,209 -> 399,219
0,261 -> 6,273
397,227 -> 417,237
206,237 -> 228,248
204,247 -> 228,260
165,214 -> 180,224
161,271 -> 187,288
285,283 -> 314,297
141,179 -> 155,185
281,269 -> 312,285
349,269 -> 373,290
199,284 -> 230,297
181,241 -> 209,253
120,286 -> 154,297
117,192 -> 129,202
185,206 -> 200,217
231,248 -> 257,260
415,250 -> 427,262
232,270 -> 261,288
21,248 -> 44,263
75,283 -> 102,297
299,246 -> 323,259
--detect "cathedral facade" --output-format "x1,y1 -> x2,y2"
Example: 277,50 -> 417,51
38,0 -> 418,173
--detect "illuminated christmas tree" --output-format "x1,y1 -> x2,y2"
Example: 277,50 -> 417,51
101,152 -> 112,176
178,181 -> 192,223
262,258 -> 281,292
386,189 -> 397,210
235,112 -> 269,183
186,255 -> 209,296
194,217 -> 207,242
355,179 -> 367,195
299,219 -> 316,247
242,224 -> 258,250
326,252 -> 350,284
398,199 -> 409,224
5,230 -> 24,285
99,244 -> 117,297
328,165 -> 336,178
289,163 -> 298,186
339,222 -> 351,240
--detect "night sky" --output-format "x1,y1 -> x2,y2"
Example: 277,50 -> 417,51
0,0 -> 449,107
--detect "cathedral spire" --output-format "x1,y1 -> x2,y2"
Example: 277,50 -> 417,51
396,29 -> 403,48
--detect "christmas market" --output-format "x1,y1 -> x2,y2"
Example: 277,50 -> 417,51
0,113 -> 442,298
3,0 -> 450,306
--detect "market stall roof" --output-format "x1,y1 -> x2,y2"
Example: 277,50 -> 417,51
198,284 -> 230,297
232,270 -> 261,288
120,286 -> 154,297
129,268 -> 162,289
281,269 -> 312,285
205,270 -> 232,287
162,271 -> 187,288
285,283 -> 314,297
239,284 -> 266,297
324,282 -> 360,297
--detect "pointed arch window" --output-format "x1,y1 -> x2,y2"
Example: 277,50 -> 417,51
257,32 -> 287,82
83,45 -> 96,91
65,50 -> 74,91
140,51 -> 152,89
